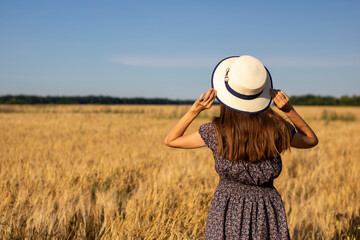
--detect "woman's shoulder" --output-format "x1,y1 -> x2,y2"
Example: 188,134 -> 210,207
198,122 -> 218,151
199,121 -> 216,132
284,121 -> 296,140
274,118 -> 296,140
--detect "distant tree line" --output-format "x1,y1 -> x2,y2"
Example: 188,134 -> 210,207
0,94 -> 359,106
289,95 -> 360,106
0,95 -> 195,105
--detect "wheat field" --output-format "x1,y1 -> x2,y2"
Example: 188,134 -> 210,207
0,105 -> 359,239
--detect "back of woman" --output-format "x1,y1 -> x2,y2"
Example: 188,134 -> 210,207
199,106 -> 296,239
164,55 -> 318,239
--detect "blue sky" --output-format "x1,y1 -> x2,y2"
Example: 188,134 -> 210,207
0,0 -> 359,99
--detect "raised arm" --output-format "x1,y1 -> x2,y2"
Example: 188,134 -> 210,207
164,88 -> 217,149
270,89 -> 318,149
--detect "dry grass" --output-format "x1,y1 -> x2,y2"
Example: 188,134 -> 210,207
0,105 -> 359,239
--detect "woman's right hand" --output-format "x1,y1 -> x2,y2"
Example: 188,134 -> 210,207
189,88 -> 217,114
164,88 -> 216,149
269,89 -> 293,113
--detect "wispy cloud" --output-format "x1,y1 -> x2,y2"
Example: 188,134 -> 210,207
111,56 -> 217,67
111,55 -> 360,68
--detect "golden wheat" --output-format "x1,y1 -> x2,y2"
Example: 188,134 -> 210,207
0,105 -> 359,239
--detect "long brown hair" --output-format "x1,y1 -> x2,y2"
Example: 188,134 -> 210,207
213,105 -> 292,162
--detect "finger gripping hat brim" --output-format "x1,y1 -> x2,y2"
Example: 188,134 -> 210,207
211,56 -> 273,114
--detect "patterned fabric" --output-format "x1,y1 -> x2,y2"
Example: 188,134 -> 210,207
199,122 -> 296,240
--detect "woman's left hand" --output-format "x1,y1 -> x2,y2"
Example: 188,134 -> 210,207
270,88 -> 293,113
190,88 -> 217,114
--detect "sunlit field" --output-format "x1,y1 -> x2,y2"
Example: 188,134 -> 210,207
0,105 -> 359,239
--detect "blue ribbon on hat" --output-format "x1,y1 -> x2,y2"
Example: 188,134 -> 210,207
225,81 -> 263,100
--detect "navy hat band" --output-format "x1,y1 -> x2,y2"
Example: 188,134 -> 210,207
224,81 -> 263,100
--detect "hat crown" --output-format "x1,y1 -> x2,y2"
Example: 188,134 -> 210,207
227,55 -> 267,95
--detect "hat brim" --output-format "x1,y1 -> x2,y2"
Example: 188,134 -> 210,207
211,56 -> 273,114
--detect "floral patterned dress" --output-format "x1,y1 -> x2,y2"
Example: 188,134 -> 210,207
198,122 -> 295,240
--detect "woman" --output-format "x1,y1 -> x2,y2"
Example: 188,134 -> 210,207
164,56 -> 318,239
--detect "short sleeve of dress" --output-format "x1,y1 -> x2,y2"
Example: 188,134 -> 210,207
198,122 -> 218,152
286,122 -> 296,141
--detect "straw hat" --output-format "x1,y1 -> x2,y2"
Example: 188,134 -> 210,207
212,55 -> 273,113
